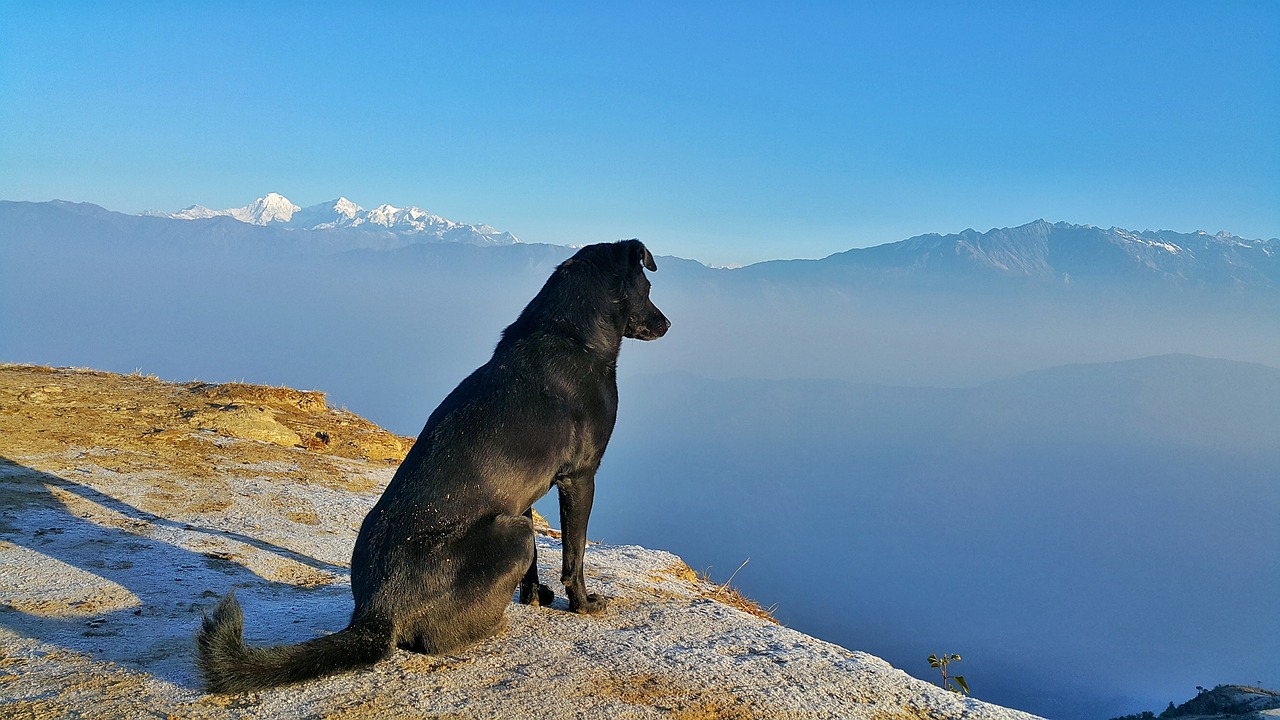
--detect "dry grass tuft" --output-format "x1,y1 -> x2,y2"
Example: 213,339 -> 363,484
653,560 -> 778,625
529,508 -> 561,538
705,579 -> 778,625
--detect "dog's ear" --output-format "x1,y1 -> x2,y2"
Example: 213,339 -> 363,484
642,246 -> 657,272
626,239 -> 657,272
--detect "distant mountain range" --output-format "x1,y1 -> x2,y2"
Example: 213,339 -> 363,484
143,192 -> 519,246
2,197 -> 1277,290
745,219 -> 1278,289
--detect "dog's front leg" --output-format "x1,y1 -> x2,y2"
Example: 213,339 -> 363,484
518,508 -> 556,606
556,473 -> 607,614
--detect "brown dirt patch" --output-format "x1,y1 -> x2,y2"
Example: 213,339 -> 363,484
0,365 -> 414,516
0,660 -> 160,720
285,509 -> 321,525
596,672 -> 762,719
317,699 -> 463,720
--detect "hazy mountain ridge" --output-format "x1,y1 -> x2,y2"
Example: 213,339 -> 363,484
6,200 -> 1277,291
743,220 -> 1278,290
620,354 -> 1280,461
837,220 -> 1277,286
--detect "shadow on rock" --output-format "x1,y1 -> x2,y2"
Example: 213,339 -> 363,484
0,457 -> 355,690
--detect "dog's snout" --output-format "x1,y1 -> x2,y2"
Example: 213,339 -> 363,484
651,308 -> 671,337
635,305 -> 670,341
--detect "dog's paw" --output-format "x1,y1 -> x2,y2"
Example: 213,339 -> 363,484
519,581 -> 556,607
570,593 -> 608,614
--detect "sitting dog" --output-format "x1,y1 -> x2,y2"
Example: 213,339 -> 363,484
196,239 -> 669,692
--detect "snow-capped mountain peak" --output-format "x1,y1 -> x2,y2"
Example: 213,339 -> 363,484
243,192 -> 300,225
332,197 -> 362,219
287,197 -> 366,230
158,193 -> 299,225
365,204 -> 456,232
164,204 -> 218,221
146,193 -> 519,247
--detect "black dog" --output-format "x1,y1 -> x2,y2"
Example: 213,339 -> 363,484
196,239 -> 669,693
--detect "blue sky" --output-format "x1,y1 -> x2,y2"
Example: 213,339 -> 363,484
2,2 -> 1277,266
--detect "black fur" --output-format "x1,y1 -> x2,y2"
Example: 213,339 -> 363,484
196,239 -> 669,693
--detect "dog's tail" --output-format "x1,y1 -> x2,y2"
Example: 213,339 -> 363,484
195,591 -> 392,693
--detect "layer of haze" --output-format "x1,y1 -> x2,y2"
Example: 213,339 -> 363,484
2,3 -> 1278,266
3,209 -> 1278,719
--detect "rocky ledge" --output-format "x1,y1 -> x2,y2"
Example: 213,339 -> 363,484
0,364 -> 1041,719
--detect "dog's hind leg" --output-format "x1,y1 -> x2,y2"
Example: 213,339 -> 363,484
402,514 -> 535,654
517,508 -> 556,606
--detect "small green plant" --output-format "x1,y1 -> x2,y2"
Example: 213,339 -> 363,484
928,653 -> 970,695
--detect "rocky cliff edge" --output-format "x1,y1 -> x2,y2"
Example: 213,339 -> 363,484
0,364 -> 1041,720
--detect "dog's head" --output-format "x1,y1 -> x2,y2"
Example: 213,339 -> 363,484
518,239 -> 670,352
614,239 -> 670,342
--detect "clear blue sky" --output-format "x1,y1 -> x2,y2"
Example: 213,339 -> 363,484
2,1 -> 1277,266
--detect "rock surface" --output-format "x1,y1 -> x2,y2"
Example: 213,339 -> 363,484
0,365 -> 1042,719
